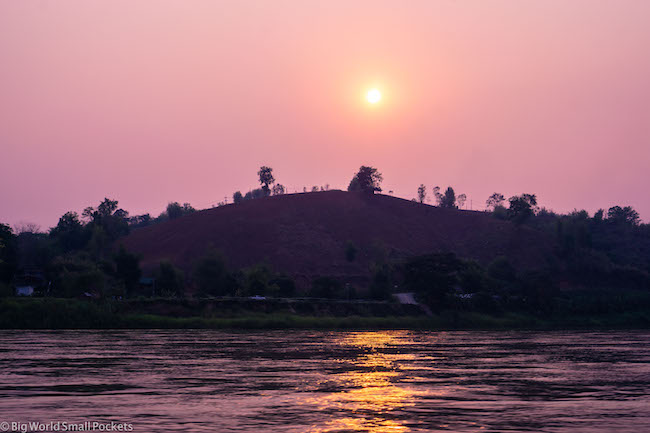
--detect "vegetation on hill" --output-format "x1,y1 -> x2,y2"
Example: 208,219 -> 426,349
1,165 -> 649,328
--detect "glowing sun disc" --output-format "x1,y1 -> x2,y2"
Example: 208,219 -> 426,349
367,88 -> 381,104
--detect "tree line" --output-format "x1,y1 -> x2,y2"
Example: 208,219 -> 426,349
1,164 -> 648,311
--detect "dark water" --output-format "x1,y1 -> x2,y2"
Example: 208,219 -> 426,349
0,331 -> 649,432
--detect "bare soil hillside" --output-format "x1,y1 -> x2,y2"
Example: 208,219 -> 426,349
120,191 -> 555,287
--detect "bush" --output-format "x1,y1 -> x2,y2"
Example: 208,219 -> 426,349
370,265 -> 392,300
113,246 -> 142,293
487,256 -> 516,282
310,277 -> 344,299
241,265 -> 274,296
269,275 -> 296,297
156,261 -> 185,297
459,261 -> 487,292
193,249 -> 236,297
403,253 -> 463,307
492,205 -> 508,220
47,253 -> 108,297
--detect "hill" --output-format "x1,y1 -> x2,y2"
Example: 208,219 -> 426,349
120,191 -> 555,288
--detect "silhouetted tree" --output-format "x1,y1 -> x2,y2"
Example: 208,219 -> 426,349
258,166 -> 275,196
272,184 -> 286,195
417,184 -> 427,203
97,198 -> 119,219
432,186 -> 442,205
486,193 -> 505,210
457,193 -> 467,209
128,214 -> 152,228
244,188 -> 265,200
507,194 -> 538,224
13,222 -> 40,234
166,202 -> 183,219
593,209 -> 604,222
82,198 -> 130,244
607,206 -> 640,226
166,202 -> 196,219
50,211 -> 86,252
15,230 -> 54,271
348,166 -> 383,194
440,187 -> 457,208
233,191 -> 244,204
0,223 -> 18,284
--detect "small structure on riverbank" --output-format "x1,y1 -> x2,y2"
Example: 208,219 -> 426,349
15,285 -> 35,296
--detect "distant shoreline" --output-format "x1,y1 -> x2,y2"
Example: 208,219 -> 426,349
2,298 -> 649,330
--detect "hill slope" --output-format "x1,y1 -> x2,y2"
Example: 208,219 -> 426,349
120,191 -> 555,287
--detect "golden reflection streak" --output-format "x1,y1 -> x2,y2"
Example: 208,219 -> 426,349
307,331 -> 430,433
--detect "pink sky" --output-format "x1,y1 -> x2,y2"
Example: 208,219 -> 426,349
1,1 -> 649,229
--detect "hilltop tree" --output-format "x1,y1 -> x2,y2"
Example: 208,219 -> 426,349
233,191 -> 244,204
457,193 -> 467,209
486,193 -> 506,210
348,166 -> 383,194
166,202 -> 183,219
272,184 -> 286,195
417,184 -> 427,203
607,206 -> 640,226
432,186 -> 442,205
508,194 -> 538,224
244,188 -> 265,200
258,166 -> 275,196
166,202 -> 195,219
439,187 -> 457,209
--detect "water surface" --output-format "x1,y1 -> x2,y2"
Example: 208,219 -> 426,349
0,330 -> 648,432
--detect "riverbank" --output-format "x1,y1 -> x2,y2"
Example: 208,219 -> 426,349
1,297 -> 649,330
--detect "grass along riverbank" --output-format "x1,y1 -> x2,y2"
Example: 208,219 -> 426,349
1,297 -> 649,330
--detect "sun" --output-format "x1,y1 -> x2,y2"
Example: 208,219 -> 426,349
366,88 -> 381,104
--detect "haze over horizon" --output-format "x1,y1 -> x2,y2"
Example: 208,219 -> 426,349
2,1 -> 649,229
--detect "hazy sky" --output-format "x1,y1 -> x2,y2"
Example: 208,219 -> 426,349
1,1 -> 649,229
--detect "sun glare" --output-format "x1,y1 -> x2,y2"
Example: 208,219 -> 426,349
366,88 -> 381,104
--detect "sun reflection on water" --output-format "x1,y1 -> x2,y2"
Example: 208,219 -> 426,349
307,331 -> 424,433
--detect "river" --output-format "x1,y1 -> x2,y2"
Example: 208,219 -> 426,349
0,330 -> 648,432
